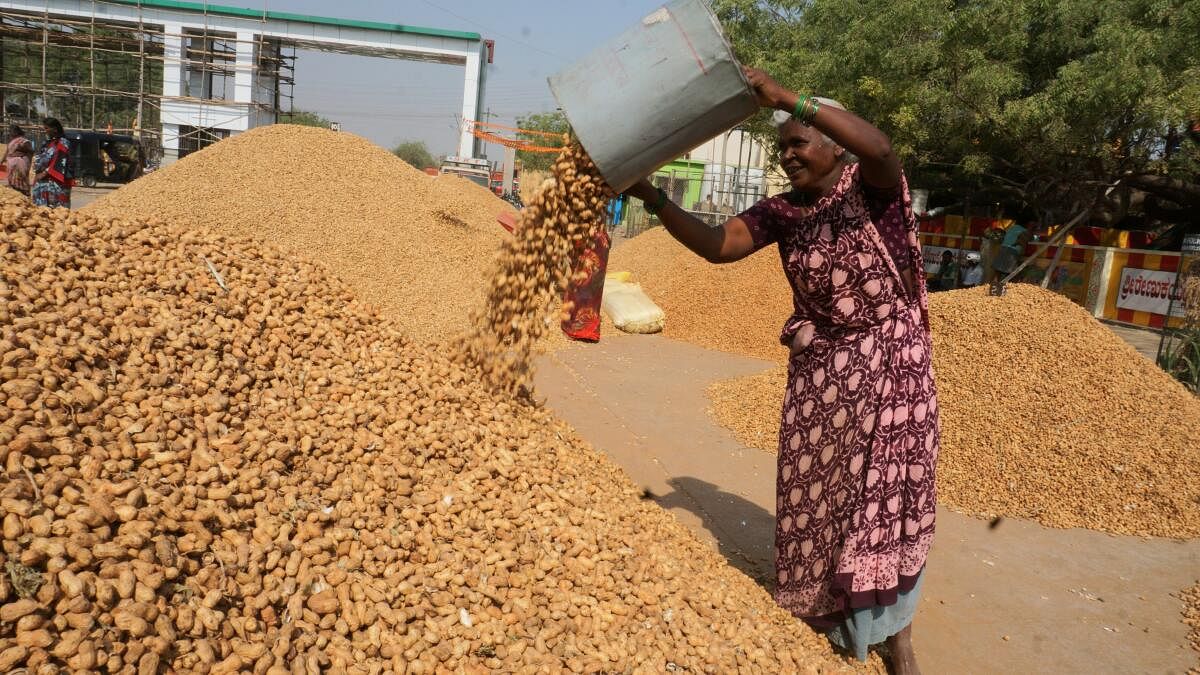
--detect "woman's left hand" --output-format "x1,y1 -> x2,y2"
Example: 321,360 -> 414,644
742,66 -> 793,110
623,178 -> 658,203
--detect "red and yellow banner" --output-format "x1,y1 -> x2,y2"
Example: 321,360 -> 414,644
1103,251 -> 1183,329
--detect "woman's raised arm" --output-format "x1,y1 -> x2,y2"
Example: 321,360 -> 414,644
625,179 -> 756,264
742,67 -> 901,189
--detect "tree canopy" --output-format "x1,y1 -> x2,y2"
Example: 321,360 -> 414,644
278,110 -> 335,129
392,140 -> 437,170
513,111 -> 569,172
714,0 -> 1199,232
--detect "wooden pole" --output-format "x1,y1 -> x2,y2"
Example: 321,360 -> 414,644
89,6 -> 96,130
1040,212 -> 1067,289
41,8 -> 48,117
136,5 -> 144,138
1002,182 -> 1122,289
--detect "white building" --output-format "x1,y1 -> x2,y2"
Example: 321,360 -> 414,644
0,0 -> 492,163
682,128 -> 788,213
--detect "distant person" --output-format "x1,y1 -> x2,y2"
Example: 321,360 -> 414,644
960,252 -> 983,287
934,250 -> 958,291
5,124 -> 33,195
31,117 -> 72,208
993,222 -> 1030,280
607,193 -> 625,225
100,143 -> 117,178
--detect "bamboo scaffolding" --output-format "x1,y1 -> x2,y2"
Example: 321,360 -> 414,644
0,2 -> 295,149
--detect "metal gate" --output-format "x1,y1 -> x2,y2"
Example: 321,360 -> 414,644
614,166 -> 767,239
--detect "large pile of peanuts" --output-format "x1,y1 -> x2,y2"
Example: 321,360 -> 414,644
0,152 -> 862,671
83,125 -> 512,346
701,283 -> 1200,538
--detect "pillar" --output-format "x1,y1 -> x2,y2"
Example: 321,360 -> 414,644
160,23 -> 185,164
458,43 -> 483,159
1087,247 -> 1115,318
233,31 -> 256,129
502,145 -> 516,195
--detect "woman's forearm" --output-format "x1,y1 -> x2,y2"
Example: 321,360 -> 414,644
625,179 -> 754,263
655,200 -> 727,262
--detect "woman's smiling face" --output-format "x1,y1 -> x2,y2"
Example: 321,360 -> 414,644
777,119 -> 843,193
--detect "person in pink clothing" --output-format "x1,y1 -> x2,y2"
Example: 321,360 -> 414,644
624,68 -> 939,674
5,124 -> 33,195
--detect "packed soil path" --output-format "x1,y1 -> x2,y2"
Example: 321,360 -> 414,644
534,333 -> 1200,674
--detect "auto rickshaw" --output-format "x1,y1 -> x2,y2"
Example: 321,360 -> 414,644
63,130 -> 145,187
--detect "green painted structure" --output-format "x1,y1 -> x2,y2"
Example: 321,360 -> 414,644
652,159 -> 707,211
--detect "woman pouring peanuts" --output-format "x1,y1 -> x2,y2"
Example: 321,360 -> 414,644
625,67 -> 938,672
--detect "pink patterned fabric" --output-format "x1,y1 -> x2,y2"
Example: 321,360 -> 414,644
738,163 -> 939,627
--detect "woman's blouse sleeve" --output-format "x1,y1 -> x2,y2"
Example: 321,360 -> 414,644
735,196 -> 784,253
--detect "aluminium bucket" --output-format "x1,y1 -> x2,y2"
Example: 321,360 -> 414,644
548,0 -> 757,193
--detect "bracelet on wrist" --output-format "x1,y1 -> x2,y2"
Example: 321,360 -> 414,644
644,187 -> 669,216
793,95 -> 809,121
792,94 -> 820,124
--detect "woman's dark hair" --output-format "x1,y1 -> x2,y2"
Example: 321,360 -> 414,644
8,124 -> 23,138
42,117 -> 64,137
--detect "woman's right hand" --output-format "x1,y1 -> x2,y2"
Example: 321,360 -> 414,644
788,323 -> 816,356
743,67 -> 794,111
623,178 -> 657,203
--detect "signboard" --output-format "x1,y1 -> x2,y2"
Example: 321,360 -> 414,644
921,245 -> 967,275
1117,267 -> 1184,317
329,122 -> 341,132
1183,233 -> 1200,253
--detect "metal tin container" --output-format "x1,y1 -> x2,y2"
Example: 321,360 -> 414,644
548,0 -> 756,193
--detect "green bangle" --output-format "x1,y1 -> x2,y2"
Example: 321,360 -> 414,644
793,95 -> 810,122
793,94 -> 819,124
644,187 -> 668,215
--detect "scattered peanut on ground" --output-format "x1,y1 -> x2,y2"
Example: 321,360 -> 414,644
1180,580 -> 1200,674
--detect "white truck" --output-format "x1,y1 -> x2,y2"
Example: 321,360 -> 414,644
439,156 -> 491,189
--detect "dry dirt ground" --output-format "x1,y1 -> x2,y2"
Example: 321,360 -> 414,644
535,333 -> 1200,674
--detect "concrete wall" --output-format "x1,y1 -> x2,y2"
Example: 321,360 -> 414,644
920,232 -> 1187,330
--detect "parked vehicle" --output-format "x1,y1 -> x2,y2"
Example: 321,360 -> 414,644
439,156 -> 491,189
64,130 -> 146,187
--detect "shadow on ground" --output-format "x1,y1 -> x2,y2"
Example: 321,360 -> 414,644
652,476 -> 777,591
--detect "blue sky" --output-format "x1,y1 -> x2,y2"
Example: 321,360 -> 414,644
254,0 -> 663,159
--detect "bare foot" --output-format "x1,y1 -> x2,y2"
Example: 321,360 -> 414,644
886,624 -> 921,675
